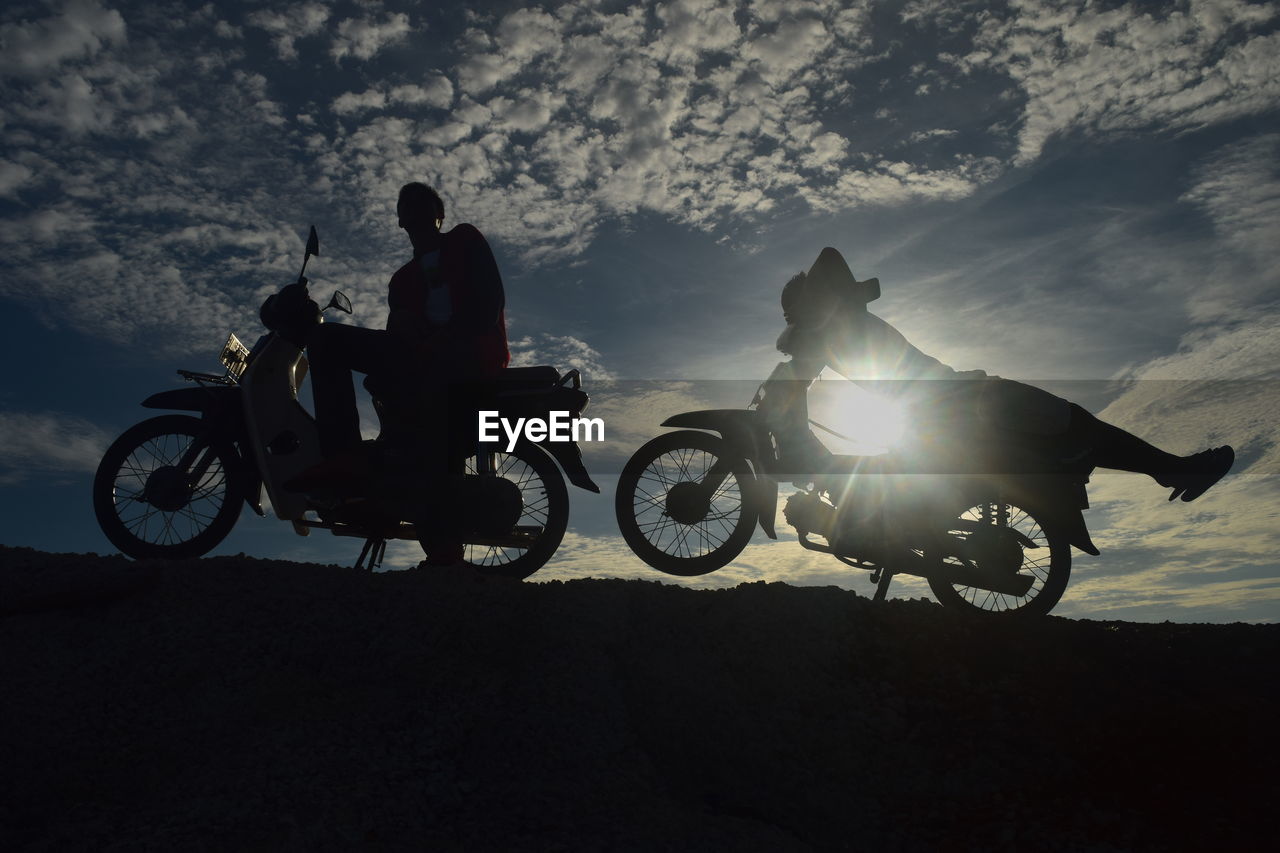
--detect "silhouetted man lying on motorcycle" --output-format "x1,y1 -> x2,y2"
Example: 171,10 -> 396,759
762,247 -> 1234,503
281,182 -> 509,566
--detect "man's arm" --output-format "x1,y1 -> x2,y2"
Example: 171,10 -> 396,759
385,263 -> 415,341
453,224 -> 505,335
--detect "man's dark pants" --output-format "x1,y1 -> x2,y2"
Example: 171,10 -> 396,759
307,322 -> 465,561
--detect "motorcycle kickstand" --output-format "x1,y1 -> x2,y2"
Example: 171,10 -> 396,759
355,537 -> 387,572
870,566 -> 894,602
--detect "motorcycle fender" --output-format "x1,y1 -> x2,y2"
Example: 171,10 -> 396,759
659,410 -> 778,540
244,474 -> 266,517
143,387 -> 241,422
142,387 -> 263,515
754,473 -> 778,539
1009,480 -> 1100,557
543,440 -> 601,493
1058,508 -> 1100,556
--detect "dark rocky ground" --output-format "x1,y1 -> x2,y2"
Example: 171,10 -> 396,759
1,544 -> 1276,851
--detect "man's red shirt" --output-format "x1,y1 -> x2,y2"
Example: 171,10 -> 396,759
386,223 -> 509,376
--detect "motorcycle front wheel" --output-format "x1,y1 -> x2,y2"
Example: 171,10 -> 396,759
93,414 -> 245,560
458,442 -> 569,580
615,430 -> 757,576
927,499 -> 1072,616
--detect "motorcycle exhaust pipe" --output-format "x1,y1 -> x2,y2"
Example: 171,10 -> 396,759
398,475 -> 525,540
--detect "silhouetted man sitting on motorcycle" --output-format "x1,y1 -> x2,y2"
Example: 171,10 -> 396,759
764,247 -> 1234,503
286,182 -> 509,565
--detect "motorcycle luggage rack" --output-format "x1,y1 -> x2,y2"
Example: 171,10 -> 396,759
177,369 -> 236,386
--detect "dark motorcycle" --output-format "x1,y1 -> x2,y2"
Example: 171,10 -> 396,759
93,226 -> 599,577
614,364 -> 1099,615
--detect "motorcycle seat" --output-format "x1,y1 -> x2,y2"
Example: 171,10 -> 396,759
364,366 -> 586,433
490,365 -> 562,388
362,365 -> 561,402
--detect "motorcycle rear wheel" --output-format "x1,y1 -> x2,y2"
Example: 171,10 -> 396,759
93,414 -> 244,560
457,442 -> 568,580
615,430 -> 757,576
927,499 -> 1071,616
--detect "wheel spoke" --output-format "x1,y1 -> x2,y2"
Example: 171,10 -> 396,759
454,449 -> 563,573
930,498 -> 1065,613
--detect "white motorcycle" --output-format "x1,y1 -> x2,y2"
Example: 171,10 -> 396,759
93,227 -> 598,577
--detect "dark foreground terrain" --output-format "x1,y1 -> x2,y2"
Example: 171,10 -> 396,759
1,545 -> 1276,851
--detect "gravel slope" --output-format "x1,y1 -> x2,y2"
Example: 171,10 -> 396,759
1,544 -> 1276,851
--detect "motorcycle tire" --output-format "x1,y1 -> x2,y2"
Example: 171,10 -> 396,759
615,430 -> 758,576
93,414 -> 245,560
458,441 -> 569,580
927,498 -> 1072,616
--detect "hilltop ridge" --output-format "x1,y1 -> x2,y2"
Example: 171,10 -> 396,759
1,545 -> 1276,850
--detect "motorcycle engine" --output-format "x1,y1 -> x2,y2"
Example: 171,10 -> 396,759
783,492 -> 835,538
459,475 -> 524,538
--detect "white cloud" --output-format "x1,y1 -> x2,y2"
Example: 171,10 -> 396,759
5,206 -> 96,243
4,0 -> 1277,374
28,72 -> 114,134
1179,134 -> 1280,319
1072,368 -> 1280,620
960,0 -> 1280,164
332,88 -> 388,115
214,20 -> 241,39
0,410 -> 111,483
330,11 -> 411,62
419,119 -> 473,147
331,76 -> 458,116
899,0 -> 971,29
652,0 -> 741,66
0,0 -> 126,77
456,49 -> 519,96
1043,128 -> 1280,620
278,0 -> 995,267
744,15 -> 831,85
488,89 -> 561,133
390,77 -> 454,109
0,159 -> 34,198
247,2 -> 330,61
907,128 -> 958,143
495,6 -> 562,65
510,333 -> 615,382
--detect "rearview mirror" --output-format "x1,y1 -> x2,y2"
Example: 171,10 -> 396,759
297,225 -> 320,284
326,290 -> 352,314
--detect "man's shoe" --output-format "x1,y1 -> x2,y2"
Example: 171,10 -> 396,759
416,559 -> 470,571
1167,446 -> 1235,502
419,540 -> 465,566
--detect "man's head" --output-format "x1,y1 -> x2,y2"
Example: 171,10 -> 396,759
397,182 -> 444,232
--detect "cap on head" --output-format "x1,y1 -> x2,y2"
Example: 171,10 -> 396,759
397,182 -> 444,229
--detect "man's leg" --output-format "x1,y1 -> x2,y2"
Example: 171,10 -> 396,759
416,378 -> 469,567
306,323 -> 400,458
757,359 -> 830,474
1072,406 -> 1234,502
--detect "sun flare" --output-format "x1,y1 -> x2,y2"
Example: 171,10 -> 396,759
808,383 -> 907,454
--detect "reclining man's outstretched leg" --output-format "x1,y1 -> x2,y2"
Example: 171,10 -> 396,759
1079,411 -> 1234,502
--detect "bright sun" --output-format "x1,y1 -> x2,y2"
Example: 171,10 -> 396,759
807,381 -> 907,454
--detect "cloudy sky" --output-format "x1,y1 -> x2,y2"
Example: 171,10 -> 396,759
1,0 -> 1277,621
